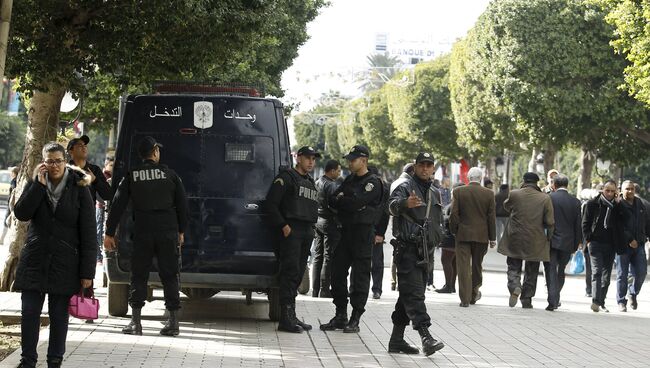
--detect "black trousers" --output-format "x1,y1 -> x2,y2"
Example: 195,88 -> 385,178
506,257 -> 540,301
278,223 -> 313,306
130,231 -> 180,310
331,224 -> 374,313
588,241 -> 615,306
312,217 -> 341,297
391,247 -> 430,329
543,248 -> 572,308
21,291 -> 71,365
371,240 -> 384,295
584,244 -> 592,294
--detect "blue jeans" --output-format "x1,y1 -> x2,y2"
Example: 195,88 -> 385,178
21,291 -> 71,365
616,246 -> 648,304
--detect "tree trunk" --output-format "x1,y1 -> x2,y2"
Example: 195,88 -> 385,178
543,145 -> 557,177
578,147 -> 595,190
0,86 -> 65,291
528,148 -> 538,173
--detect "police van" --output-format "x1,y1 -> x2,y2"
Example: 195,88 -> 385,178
106,82 -> 291,321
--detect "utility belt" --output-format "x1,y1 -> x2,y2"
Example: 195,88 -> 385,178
390,237 -> 434,269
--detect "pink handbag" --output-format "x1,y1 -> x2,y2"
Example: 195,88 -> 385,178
68,288 -> 99,320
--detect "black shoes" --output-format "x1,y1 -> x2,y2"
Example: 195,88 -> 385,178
320,288 -> 332,298
160,309 -> 180,336
435,285 -> 455,294
618,303 -> 627,312
372,292 -> 381,299
631,294 -> 638,310
390,283 -> 396,291
388,324 -> 419,354
545,304 -> 555,311
122,308 -> 143,335
47,358 -> 62,368
459,302 -> 469,307
521,299 -> 533,309
343,309 -> 362,333
320,310 -> 348,331
291,304 -> 312,331
470,291 -> 481,305
17,359 -> 36,368
278,305 -> 303,333
417,326 -> 445,356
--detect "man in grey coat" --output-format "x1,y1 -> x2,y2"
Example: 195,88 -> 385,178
498,172 -> 554,309
543,174 -> 581,311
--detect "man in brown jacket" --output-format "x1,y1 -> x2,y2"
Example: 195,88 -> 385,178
498,172 -> 555,309
450,167 -> 497,307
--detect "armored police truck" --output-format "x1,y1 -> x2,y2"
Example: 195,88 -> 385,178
105,82 -> 291,321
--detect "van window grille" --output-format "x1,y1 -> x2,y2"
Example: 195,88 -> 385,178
225,143 -> 254,162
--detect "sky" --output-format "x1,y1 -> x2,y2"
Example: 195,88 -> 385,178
280,0 -> 492,114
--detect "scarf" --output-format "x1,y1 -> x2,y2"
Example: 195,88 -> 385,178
46,169 -> 69,212
598,194 -> 614,229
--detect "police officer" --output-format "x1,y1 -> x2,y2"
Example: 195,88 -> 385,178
320,145 -> 383,333
265,146 -> 321,333
104,136 -> 188,336
312,159 -> 342,298
388,152 -> 445,356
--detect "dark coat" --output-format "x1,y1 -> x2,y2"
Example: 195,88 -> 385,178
498,184 -> 555,262
14,166 -> 97,295
582,193 -> 626,253
389,177 -> 443,247
549,189 -> 582,253
449,182 -> 497,244
495,188 -> 509,217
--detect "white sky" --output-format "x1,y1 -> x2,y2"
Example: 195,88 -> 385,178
280,0 -> 492,113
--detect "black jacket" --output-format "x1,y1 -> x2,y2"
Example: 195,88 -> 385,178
389,176 -> 443,247
69,160 -> 113,203
495,189 -> 509,217
315,175 -> 339,220
582,193 -> 626,253
549,189 -> 582,253
14,166 -> 97,295
620,197 -> 650,248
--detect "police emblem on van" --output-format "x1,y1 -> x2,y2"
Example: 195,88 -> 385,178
194,101 -> 213,129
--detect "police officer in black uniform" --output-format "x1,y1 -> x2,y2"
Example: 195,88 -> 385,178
312,159 -> 342,298
104,136 -> 188,336
320,145 -> 383,333
265,146 -> 321,333
388,152 -> 445,356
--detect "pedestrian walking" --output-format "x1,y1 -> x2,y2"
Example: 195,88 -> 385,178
449,167 -> 496,307
312,159 -> 342,298
95,157 -> 114,263
14,142 -> 96,368
616,180 -> 649,312
436,183 -> 465,294
265,146 -> 321,332
104,136 -> 188,336
387,152 -> 445,356
543,174 -> 581,311
498,172 -> 554,309
320,145 -> 383,333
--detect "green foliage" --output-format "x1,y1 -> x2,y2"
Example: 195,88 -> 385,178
384,54 -> 467,163
0,114 -> 27,168
360,53 -> 402,92
593,0 -> 650,107
7,0 -> 326,111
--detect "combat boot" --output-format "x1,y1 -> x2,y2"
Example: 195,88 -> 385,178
122,308 -> 143,335
388,324 -> 419,354
417,326 -> 445,356
278,304 -> 303,333
343,309 -> 362,333
46,357 -> 62,368
319,308 -> 348,331
160,309 -> 180,336
291,303 -> 312,331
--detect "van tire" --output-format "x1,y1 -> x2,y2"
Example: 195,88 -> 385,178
182,288 -> 219,300
108,282 -> 129,317
268,288 -> 280,321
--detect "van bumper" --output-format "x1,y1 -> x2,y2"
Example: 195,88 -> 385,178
104,251 -> 278,290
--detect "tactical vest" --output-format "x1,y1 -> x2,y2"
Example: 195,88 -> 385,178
281,168 -> 319,223
341,173 -> 385,225
129,162 -> 176,212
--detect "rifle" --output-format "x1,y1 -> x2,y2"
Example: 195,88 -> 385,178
402,186 -> 435,273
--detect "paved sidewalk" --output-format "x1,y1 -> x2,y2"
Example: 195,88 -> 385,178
1,266 -> 649,367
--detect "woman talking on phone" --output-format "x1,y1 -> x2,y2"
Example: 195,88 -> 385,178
14,142 -> 96,368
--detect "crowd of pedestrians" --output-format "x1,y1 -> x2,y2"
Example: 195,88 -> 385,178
8,136 -> 650,366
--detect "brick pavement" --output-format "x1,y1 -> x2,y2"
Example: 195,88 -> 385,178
0,267 -> 649,368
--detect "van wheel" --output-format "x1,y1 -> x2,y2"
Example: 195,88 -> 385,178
108,282 -> 129,317
268,288 -> 280,321
182,288 -> 219,300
